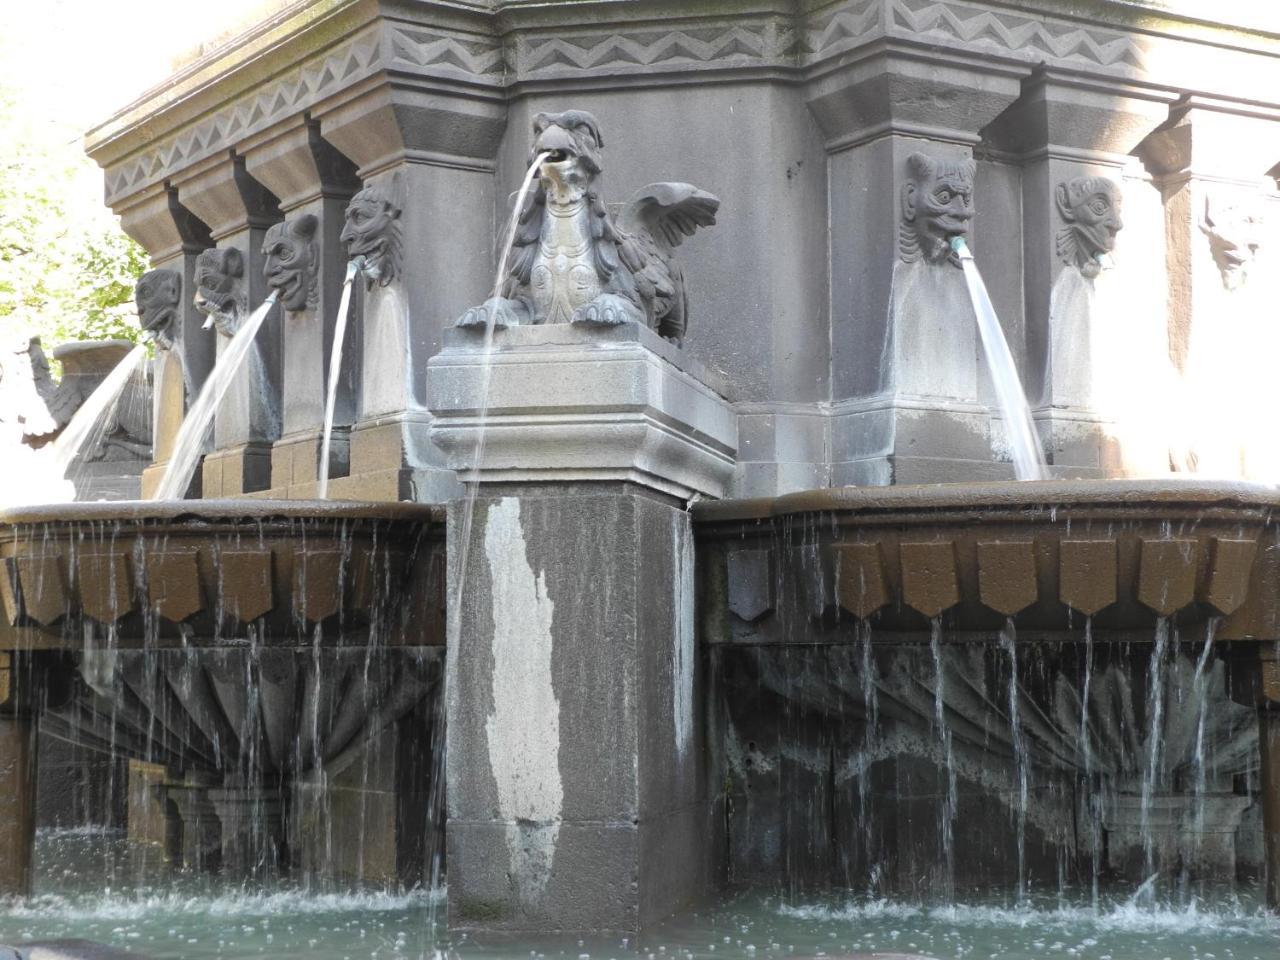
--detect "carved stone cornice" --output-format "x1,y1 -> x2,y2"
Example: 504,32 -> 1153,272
85,0 -> 1280,216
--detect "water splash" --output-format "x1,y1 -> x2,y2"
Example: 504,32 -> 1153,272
317,259 -> 362,499
152,293 -> 278,500
952,237 -> 1048,481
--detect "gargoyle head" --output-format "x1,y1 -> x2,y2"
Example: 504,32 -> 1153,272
135,268 -> 181,351
532,110 -> 605,205
193,247 -> 247,338
1055,176 -> 1123,278
900,153 -> 976,265
341,181 -> 401,288
263,214 -> 319,312
1200,194 -> 1264,291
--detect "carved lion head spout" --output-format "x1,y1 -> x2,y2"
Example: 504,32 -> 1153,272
900,153 -> 976,266
193,247 -> 248,337
263,214 -> 320,312
135,269 -> 181,351
531,110 -> 605,205
341,183 -> 401,288
1200,194 -> 1264,291
1055,176 -> 1123,279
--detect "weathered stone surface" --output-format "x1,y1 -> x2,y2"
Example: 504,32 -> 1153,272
15,555 -> 69,627
145,549 -> 203,624
726,548 -> 773,622
77,553 -> 134,624
834,542 -> 889,619
899,541 -> 959,618
428,324 -> 736,500
1137,538 -> 1198,616
976,540 -> 1037,616
1059,539 -> 1117,616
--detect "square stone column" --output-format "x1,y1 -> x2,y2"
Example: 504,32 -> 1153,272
116,183 -> 216,498
0,652 -> 37,895
985,74 -> 1171,476
243,118 -> 363,495
316,83 -> 505,502
427,324 -> 733,932
174,152 -> 285,496
1137,102 -> 1280,480
806,51 -> 1028,484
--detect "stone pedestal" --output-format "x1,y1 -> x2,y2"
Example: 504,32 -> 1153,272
427,324 -> 736,500
0,652 -> 37,895
429,324 -> 731,932
174,152 -> 284,496
116,184 -> 215,499
809,51 -> 1026,484
243,118 -> 362,495
984,74 -> 1171,476
317,84 -> 503,503
1138,103 -> 1280,480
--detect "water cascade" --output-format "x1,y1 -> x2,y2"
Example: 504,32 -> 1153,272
952,237 -> 1048,481
152,293 -> 278,501
317,260 -> 362,499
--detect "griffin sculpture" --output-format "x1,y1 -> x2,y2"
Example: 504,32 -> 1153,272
456,110 -> 719,344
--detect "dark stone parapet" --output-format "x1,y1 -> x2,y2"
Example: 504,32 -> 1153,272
694,479 -> 1280,640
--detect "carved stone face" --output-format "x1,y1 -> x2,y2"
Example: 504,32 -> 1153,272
263,214 -> 319,312
135,269 -> 181,350
1056,177 -> 1123,277
341,186 -> 401,287
532,110 -> 604,204
900,153 -> 976,265
193,247 -> 246,337
1200,195 -> 1264,290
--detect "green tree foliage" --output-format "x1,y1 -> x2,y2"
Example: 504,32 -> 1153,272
0,86 -> 146,349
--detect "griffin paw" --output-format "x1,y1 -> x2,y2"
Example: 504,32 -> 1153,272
455,303 -> 507,331
571,298 -> 632,327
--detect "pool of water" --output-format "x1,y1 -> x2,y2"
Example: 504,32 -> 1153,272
2,831 -> 1277,960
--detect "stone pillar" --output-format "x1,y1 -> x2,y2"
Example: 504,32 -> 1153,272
1137,103 -> 1280,480
984,75 -> 1171,476
315,85 -> 504,502
428,325 -> 735,932
116,183 -> 215,498
174,152 -> 285,496
806,51 -> 1027,484
0,651 -> 37,895
241,118 -> 362,496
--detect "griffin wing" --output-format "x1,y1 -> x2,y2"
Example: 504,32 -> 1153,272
619,182 -> 719,254
617,183 -> 718,343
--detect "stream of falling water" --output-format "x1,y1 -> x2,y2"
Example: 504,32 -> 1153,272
928,618 -> 956,898
951,237 -> 1049,481
1079,617 -> 1102,905
1139,618 -> 1170,882
1191,617 -> 1220,842
1000,619 -> 1030,903
152,293 -> 278,500
43,344 -> 149,492
317,259 -> 362,499
446,151 -> 550,646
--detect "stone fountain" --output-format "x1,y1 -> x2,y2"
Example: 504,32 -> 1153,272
1,0 -> 1279,950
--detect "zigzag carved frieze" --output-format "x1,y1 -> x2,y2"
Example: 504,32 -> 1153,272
890,0 -> 1147,72
511,23 -> 792,78
103,0 -> 1161,205
390,27 -> 505,78
801,0 -> 883,60
105,31 -> 384,205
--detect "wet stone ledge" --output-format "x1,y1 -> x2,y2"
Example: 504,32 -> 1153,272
694,479 -> 1280,641
0,501 -> 444,648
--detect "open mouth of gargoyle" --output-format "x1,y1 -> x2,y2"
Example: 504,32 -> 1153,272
542,148 -> 572,164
